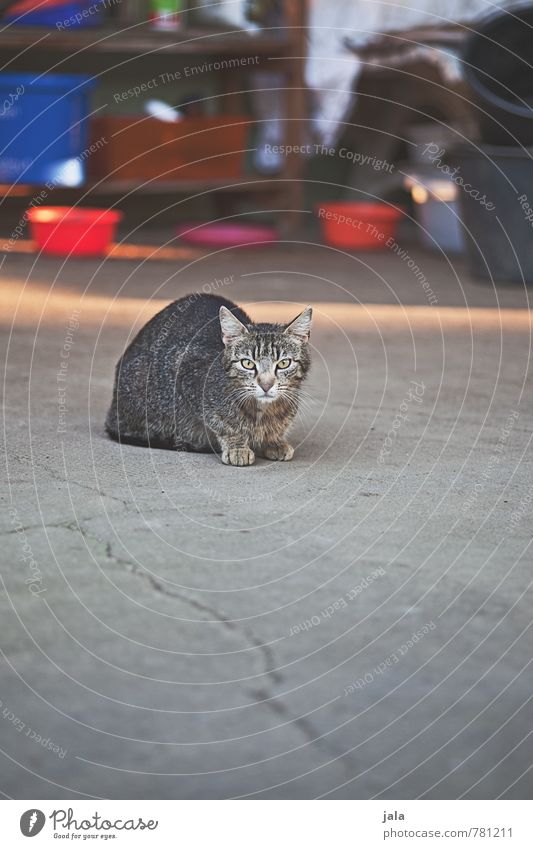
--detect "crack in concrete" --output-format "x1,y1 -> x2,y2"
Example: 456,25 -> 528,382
250,686 -> 359,779
2,513 -> 131,538
3,520 -> 70,537
110,534 -> 357,771
26,457 -> 130,508
100,530 -> 359,772
62,522 -> 283,691
7,515 -> 346,768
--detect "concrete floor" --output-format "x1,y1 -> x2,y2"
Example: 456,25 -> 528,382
1,241 -> 532,799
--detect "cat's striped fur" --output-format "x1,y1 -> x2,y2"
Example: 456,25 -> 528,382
105,294 -> 312,466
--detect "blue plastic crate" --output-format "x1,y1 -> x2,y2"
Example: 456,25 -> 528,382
0,72 -> 96,186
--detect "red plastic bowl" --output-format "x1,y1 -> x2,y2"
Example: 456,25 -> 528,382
317,202 -> 403,249
27,206 -> 123,257
176,222 -> 278,248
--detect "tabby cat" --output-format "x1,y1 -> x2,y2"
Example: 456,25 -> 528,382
105,294 -> 312,466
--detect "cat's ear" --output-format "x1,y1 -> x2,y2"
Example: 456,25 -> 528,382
219,306 -> 249,345
284,306 -> 312,342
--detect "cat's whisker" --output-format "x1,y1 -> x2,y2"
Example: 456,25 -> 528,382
292,396 -> 313,412
280,389 -> 313,414
279,394 -> 303,419
290,388 -> 316,406
228,389 -> 255,412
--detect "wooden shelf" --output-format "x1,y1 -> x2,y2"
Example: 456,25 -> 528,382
0,176 -> 283,197
86,176 -> 284,195
0,24 -> 294,57
0,1 -> 307,231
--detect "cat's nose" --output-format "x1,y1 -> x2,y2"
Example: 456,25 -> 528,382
258,376 -> 275,393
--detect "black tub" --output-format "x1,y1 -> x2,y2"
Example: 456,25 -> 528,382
453,143 -> 533,284
463,5 -> 533,146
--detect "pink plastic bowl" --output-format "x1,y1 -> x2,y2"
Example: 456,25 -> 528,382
176,222 -> 278,248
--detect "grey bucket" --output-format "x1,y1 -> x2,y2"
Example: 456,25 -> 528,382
453,143 -> 533,284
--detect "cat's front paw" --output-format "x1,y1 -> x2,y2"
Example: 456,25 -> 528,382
221,447 -> 255,467
263,442 -> 294,461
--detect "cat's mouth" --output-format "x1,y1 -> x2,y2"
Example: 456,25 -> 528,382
255,390 -> 278,403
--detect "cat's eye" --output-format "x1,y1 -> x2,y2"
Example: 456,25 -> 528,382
240,358 -> 256,370
277,358 -> 292,370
